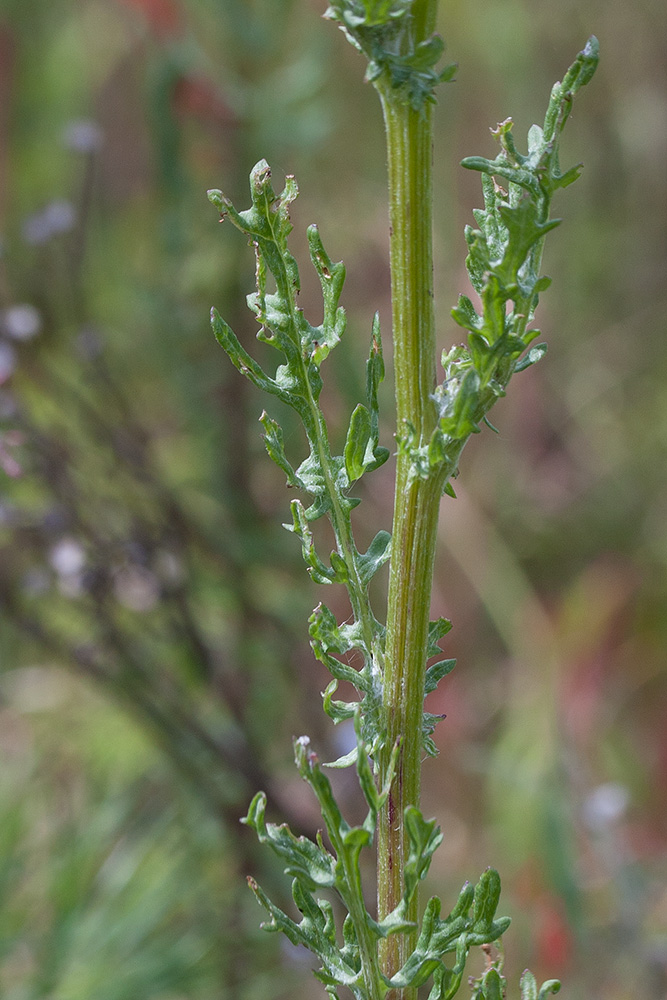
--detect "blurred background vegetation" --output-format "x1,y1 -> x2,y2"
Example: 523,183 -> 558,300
0,0 -> 665,997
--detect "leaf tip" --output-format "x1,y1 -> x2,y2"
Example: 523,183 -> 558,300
207,188 -> 225,212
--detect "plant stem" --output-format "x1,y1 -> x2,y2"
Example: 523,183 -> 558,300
375,5 -> 442,991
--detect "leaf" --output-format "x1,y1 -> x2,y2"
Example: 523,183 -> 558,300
366,313 -> 385,406
518,971 -> 562,1000
514,344 -> 547,372
472,868 -> 502,930
439,368 -> 481,438
294,736 -> 351,846
344,403 -> 373,483
309,606 -> 368,689
538,981 -> 561,999
355,713 -> 382,820
344,316 -> 389,484
310,602 -> 355,655
308,224 -> 347,364
325,1 -> 453,110
322,679 -> 357,726
495,200 -> 560,286
422,711 -> 446,757
211,308 -> 290,404
210,162 -> 391,690
403,806 -> 443,902
357,530 -> 392,586
427,617 -> 453,656
285,500 -> 335,584
330,550 -> 350,583
423,38 -> 599,496
259,412 -> 304,487
248,877 -> 364,990
242,793 -> 336,890
451,294 -> 483,333
390,870 -> 509,991
520,970 -> 538,1000
477,968 -> 504,1000
424,658 -> 456,695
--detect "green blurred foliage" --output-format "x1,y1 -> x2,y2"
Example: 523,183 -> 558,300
0,0 -> 665,997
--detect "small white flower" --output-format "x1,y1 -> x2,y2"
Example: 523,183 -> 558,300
43,199 -> 77,234
63,119 -> 104,153
49,538 -> 86,577
583,782 -> 629,831
2,304 -> 41,341
22,200 -> 76,245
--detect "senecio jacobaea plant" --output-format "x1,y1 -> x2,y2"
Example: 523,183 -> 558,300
207,3 -> 598,998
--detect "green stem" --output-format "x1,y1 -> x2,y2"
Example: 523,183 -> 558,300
375,15 -> 442,995
302,358 -> 378,658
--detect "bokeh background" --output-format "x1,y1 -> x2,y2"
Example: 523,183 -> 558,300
0,0 -> 666,997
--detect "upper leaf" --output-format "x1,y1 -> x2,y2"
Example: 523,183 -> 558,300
324,0 -> 456,110
242,792 -> 337,891
396,38 -> 599,496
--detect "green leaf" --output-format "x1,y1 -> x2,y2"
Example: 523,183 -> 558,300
325,1 -> 453,110
366,314 -> 385,419
285,500 -> 336,584
344,403 -> 374,483
344,316 -> 390,484
427,617 -> 453,657
322,679 -> 357,726
439,368 -> 481,438
259,411 -> 304,487
309,604 -> 369,689
308,224 -> 347,365
518,971 -> 562,1000
242,793 -> 336,890
294,736 -> 351,845
390,870 -> 510,991
211,308 -> 291,405
330,550 -> 351,583
403,807 -> 443,902
355,713 -> 383,821
248,877 -> 364,990
494,200 -> 560,286
514,344 -> 547,372
422,711 -> 445,758
472,868 -> 502,930
452,294 -> 483,333
520,971 -> 538,1000
424,658 -> 456,695
358,530 -> 392,587
461,155 -> 541,198
477,968 -> 504,1000
211,162 -> 390,687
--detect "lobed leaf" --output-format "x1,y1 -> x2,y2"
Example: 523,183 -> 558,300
357,530 -> 392,587
248,877 -> 364,991
400,38 -> 600,499
427,617 -> 453,656
259,411 -> 305,488
242,793 -> 336,890
286,500 -> 336,584
389,869 -> 510,991
403,806 -> 444,902
424,658 -> 456,695
324,0 -> 454,110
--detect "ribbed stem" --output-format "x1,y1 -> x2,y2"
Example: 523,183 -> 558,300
375,17 -> 442,995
